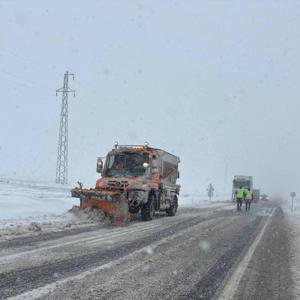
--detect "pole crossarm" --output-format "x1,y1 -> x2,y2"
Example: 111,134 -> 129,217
56,87 -> 75,93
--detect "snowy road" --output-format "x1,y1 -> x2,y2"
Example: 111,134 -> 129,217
0,201 -> 293,299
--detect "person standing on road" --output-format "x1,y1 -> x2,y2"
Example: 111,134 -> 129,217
241,187 -> 247,208
245,188 -> 253,211
207,183 -> 214,201
235,186 -> 245,212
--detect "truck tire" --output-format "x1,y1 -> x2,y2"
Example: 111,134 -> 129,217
129,207 -> 140,214
166,195 -> 178,216
141,194 -> 155,221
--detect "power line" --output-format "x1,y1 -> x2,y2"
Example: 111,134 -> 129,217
55,71 -> 75,184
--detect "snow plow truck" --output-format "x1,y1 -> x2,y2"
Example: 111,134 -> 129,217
71,144 -> 180,224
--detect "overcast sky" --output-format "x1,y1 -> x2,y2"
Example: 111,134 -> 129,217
0,0 -> 300,196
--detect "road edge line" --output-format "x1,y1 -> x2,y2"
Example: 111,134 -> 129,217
217,207 -> 276,300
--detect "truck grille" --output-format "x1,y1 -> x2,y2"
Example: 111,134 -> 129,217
107,180 -> 129,190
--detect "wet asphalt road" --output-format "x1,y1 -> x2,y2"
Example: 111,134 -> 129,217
0,201 -> 293,299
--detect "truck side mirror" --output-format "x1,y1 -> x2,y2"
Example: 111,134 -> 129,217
177,171 -> 180,179
96,158 -> 103,173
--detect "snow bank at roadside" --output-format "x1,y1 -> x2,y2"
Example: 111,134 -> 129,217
282,198 -> 300,298
179,193 -> 230,209
0,206 -> 109,241
69,206 -> 106,223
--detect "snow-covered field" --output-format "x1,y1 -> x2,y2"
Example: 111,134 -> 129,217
0,178 -> 77,219
0,178 -> 89,240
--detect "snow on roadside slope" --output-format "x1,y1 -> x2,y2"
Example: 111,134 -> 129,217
0,178 -> 105,241
282,198 -> 300,298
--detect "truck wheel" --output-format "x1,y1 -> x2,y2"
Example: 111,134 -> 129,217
129,207 -> 140,214
141,194 -> 155,221
166,195 -> 178,216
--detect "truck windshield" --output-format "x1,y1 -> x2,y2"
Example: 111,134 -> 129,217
233,180 -> 251,189
104,152 -> 149,177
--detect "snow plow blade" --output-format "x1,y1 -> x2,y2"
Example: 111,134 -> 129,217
71,188 -> 131,225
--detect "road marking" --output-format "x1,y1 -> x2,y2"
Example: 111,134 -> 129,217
218,207 -> 276,300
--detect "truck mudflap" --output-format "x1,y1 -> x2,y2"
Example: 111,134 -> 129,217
71,188 -> 131,225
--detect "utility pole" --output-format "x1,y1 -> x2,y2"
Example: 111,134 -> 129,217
56,71 -> 75,184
